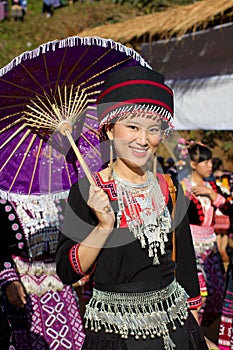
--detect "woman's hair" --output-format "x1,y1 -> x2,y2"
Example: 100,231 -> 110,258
212,157 -> 223,172
188,143 -> 212,163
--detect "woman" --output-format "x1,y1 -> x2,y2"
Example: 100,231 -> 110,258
180,143 -> 232,333
56,65 -> 211,349
212,161 -> 233,349
212,157 -> 233,264
0,196 -> 85,349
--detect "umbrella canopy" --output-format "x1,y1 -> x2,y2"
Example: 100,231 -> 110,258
0,36 -> 150,203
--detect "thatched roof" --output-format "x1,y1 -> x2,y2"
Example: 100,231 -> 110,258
77,0 -> 233,49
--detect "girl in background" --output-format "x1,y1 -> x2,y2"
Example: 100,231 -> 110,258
180,143 -> 232,343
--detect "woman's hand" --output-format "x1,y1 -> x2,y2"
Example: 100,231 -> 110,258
77,186 -> 115,273
192,185 -> 217,201
204,336 -> 220,350
87,185 -> 115,229
189,311 -> 219,350
6,281 -> 27,308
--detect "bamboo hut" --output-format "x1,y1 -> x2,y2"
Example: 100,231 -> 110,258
77,0 -> 233,51
77,0 -> 233,132
78,0 -> 233,171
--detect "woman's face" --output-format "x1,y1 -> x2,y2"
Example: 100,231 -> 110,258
106,115 -> 162,171
192,159 -> 213,179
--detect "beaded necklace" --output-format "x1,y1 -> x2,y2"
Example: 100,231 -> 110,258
113,170 -> 171,264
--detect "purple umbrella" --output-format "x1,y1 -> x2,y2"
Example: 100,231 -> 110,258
0,36 -> 150,203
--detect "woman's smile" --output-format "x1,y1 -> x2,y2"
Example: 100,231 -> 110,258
129,145 -> 149,157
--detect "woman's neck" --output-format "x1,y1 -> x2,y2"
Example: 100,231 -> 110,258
191,171 -> 204,185
113,160 -> 148,184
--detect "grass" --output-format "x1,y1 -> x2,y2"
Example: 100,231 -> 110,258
0,1 -> 144,68
0,0 -> 200,68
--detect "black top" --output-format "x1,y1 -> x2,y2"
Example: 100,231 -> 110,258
0,198 -> 65,289
56,174 -> 200,300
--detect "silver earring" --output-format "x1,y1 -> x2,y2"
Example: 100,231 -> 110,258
153,154 -> 157,177
108,139 -> 113,180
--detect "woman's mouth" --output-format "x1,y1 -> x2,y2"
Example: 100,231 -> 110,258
130,147 -> 148,157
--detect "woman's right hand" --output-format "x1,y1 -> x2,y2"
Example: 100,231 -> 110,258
87,185 -> 115,228
6,281 -> 27,308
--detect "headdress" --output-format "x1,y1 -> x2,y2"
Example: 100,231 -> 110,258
97,65 -> 174,136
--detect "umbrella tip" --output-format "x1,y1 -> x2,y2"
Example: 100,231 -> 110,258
57,121 -> 73,135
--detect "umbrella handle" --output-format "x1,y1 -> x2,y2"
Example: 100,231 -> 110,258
64,129 -> 95,186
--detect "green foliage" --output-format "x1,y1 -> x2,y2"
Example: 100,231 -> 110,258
201,131 -> 233,160
182,130 -> 233,163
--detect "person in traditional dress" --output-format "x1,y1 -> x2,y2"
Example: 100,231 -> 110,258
56,65 -> 216,349
212,157 -> 233,265
0,196 -> 85,350
42,0 -> 53,17
218,255 -> 233,350
180,143 -> 232,339
211,159 -> 233,349
11,0 -> 25,21
173,137 -> 191,181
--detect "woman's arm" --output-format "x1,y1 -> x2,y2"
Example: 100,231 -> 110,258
56,179 -> 115,284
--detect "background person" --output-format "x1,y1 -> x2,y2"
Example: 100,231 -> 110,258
0,197 -> 85,350
180,142 -> 232,346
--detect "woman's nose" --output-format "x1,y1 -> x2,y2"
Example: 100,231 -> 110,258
136,129 -> 148,145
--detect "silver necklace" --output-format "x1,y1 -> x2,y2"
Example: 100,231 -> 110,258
113,170 -> 171,264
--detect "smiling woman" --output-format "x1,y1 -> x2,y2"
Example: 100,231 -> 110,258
56,65 -> 209,350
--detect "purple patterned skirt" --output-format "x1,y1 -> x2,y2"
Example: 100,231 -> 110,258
2,285 -> 85,350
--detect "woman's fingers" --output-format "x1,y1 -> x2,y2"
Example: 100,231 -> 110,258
88,186 -> 113,214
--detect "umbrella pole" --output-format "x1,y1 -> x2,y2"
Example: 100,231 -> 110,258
64,129 -> 95,186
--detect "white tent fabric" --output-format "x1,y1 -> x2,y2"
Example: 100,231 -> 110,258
168,74 -> 233,130
141,23 -> 233,130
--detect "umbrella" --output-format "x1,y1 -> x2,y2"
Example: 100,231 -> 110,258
0,36 -> 150,203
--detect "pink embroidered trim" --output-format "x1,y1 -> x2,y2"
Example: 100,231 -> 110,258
213,194 -> 226,208
190,224 -> 215,239
0,268 -> 19,287
198,271 -> 208,297
69,244 -> 96,276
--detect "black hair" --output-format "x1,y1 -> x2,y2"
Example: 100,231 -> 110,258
212,157 -> 223,172
188,144 -> 212,163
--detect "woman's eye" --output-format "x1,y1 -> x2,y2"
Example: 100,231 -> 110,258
128,125 -> 138,130
149,127 -> 160,134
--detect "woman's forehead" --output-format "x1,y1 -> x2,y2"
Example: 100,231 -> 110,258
117,113 -> 161,125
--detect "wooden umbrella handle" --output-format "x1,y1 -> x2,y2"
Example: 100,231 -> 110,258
64,129 -> 95,185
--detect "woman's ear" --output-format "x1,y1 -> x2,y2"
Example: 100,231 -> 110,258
105,124 -> 114,140
190,160 -> 196,170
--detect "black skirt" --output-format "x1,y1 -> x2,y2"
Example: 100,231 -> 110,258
82,311 -> 208,350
